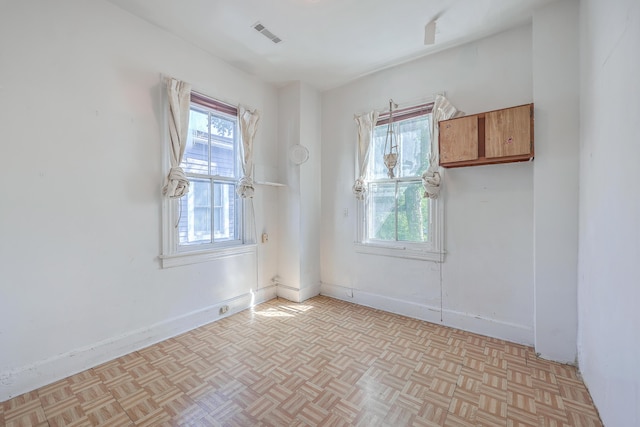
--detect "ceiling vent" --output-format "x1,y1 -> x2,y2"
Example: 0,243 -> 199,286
252,22 -> 282,44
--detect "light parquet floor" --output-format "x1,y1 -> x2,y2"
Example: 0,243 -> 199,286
2,296 -> 602,426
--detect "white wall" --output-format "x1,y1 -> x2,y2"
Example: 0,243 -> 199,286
532,0 -> 580,364
0,0 -> 279,400
321,25 -> 535,344
277,84 -> 302,294
579,0 -> 640,425
276,82 -> 322,302
298,84 -> 322,297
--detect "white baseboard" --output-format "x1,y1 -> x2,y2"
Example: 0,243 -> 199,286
0,285 -> 277,402
442,307 -> 534,346
320,282 -> 443,324
320,282 -> 533,346
275,282 -> 321,303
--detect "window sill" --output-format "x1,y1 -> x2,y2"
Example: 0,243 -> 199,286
354,242 -> 445,262
160,243 -> 257,268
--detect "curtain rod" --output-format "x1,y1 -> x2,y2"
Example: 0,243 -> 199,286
377,102 -> 434,118
161,74 -> 257,113
365,91 -> 446,116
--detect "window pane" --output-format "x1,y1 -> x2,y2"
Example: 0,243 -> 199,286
370,125 -> 393,179
398,115 -> 431,178
183,109 -> 210,175
210,115 -> 236,178
179,179 -> 211,245
368,182 -> 396,241
175,97 -> 242,251
364,111 -> 433,246
213,182 -> 238,241
370,114 -> 432,180
397,181 -> 429,242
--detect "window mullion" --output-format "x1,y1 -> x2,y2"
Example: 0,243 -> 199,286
369,176 -> 417,184
207,112 -> 214,245
210,178 -> 215,244
237,184 -> 243,244
234,120 -> 241,243
394,180 -> 399,242
396,123 -> 402,179
185,173 -> 236,182
207,112 -> 212,177
235,121 -> 240,180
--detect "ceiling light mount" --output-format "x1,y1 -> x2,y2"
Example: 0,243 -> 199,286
424,20 -> 437,45
424,10 -> 445,46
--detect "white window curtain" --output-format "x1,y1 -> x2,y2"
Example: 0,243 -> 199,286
237,105 -> 260,199
162,78 -> 192,198
352,111 -> 380,200
422,94 -> 461,199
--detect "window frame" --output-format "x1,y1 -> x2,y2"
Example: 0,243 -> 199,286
161,91 -> 255,269
355,102 -> 445,262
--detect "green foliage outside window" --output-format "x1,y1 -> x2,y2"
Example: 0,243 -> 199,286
367,114 -> 431,243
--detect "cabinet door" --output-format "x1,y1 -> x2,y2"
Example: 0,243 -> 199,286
485,105 -> 532,158
439,115 -> 478,164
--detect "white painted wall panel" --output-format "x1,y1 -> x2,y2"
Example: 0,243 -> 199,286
578,0 -> 640,424
0,0 -> 279,400
532,0 -> 580,364
276,82 -> 322,300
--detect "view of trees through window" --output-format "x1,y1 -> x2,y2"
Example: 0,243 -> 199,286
367,114 -> 432,243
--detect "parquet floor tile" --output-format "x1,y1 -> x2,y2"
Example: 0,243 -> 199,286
2,296 -> 602,426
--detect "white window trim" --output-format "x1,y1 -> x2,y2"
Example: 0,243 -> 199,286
355,194 -> 445,262
160,241 -> 257,268
161,194 -> 255,268
160,89 -> 252,269
354,109 -> 445,263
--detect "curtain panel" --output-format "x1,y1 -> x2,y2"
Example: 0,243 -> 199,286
162,78 -> 192,199
352,111 -> 380,200
422,95 -> 460,199
237,106 -> 260,199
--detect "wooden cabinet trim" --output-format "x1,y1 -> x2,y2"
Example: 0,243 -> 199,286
438,103 -> 534,168
439,115 -> 479,163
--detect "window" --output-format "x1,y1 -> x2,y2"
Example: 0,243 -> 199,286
162,93 -> 253,268
357,103 -> 444,261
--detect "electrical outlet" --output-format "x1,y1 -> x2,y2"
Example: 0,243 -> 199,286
219,305 -> 229,315
261,233 -> 269,243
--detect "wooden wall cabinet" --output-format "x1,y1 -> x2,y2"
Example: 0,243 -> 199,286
439,104 -> 534,168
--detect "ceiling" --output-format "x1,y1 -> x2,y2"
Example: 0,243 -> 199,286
107,0 -> 556,91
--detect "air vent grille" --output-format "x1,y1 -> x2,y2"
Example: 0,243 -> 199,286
252,22 -> 283,44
